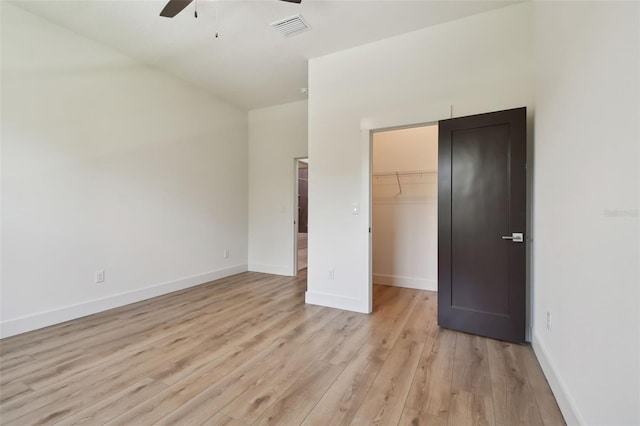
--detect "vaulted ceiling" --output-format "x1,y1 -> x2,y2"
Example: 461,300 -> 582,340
11,0 -> 520,109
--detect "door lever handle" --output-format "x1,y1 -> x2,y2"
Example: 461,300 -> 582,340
502,232 -> 524,242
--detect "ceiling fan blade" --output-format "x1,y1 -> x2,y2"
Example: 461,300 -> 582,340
160,0 -> 194,18
279,0 -> 302,3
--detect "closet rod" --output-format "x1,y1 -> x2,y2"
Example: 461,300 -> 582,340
372,170 -> 437,177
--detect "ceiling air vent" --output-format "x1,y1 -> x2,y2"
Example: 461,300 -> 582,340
270,14 -> 311,37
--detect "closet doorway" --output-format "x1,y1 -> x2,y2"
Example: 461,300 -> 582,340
371,124 -> 438,304
295,158 -> 308,273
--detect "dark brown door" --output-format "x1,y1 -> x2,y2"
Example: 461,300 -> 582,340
438,107 -> 526,343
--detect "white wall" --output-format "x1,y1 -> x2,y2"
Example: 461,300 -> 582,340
532,2 -> 639,425
0,3 -> 248,338
306,3 -> 533,313
372,125 -> 438,291
248,100 -> 308,276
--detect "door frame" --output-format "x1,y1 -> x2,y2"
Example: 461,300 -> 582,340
366,120 -> 439,311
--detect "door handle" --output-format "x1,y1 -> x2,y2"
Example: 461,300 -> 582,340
502,232 -> 524,242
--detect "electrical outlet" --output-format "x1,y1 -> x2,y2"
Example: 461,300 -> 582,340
546,311 -> 551,332
95,270 -> 105,284
328,268 -> 335,280
223,249 -> 230,259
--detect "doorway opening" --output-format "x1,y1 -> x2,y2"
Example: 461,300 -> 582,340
296,158 -> 308,274
370,124 -> 439,307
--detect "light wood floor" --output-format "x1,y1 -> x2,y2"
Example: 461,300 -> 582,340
0,272 -> 565,426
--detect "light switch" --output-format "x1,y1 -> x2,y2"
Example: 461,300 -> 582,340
352,203 -> 360,215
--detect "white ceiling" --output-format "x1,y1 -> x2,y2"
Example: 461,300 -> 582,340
11,0 -> 520,109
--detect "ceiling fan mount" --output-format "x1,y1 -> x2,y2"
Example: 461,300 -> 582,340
160,0 -> 302,18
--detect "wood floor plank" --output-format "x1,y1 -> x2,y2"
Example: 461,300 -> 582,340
0,353 -> 34,373
399,406 -> 448,426
84,279 -> 302,358
316,313 -> 370,367
452,332 -> 493,397
404,327 -> 457,419
486,339 -> 545,426
152,342 -> 244,385
220,311 -> 367,424
146,339 -> 305,425
1,342 -> 179,424
301,343 -> 385,426
0,273 -> 243,357
367,287 -> 421,353
516,344 -> 566,426
46,378 -> 167,426
0,381 -> 32,405
2,323 -> 255,423
0,349 -> 87,387
302,291 -> 424,426
235,305 -> 326,354
0,273 -> 563,426
3,272 -> 287,362
370,284 -> 396,310
350,293 -> 432,425
251,361 -> 343,426
448,389 -> 496,426
202,412 -> 248,426
283,307 -> 343,344
4,319 -> 234,419
103,343 -> 264,426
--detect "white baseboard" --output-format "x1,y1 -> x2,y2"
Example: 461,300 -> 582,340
531,332 -> 584,426
373,273 -> 437,291
248,264 -> 293,276
0,264 -> 248,339
305,291 -> 370,313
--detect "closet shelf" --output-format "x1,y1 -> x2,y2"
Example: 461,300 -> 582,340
373,170 -> 437,196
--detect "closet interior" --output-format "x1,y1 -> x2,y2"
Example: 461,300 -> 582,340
372,124 -> 439,295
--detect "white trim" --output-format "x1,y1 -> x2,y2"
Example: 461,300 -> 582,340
364,129 -> 374,314
531,332 -> 584,426
248,263 -> 293,276
373,274 -> 437,291
305,290 -> 369,313
0,264 -> 248,339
